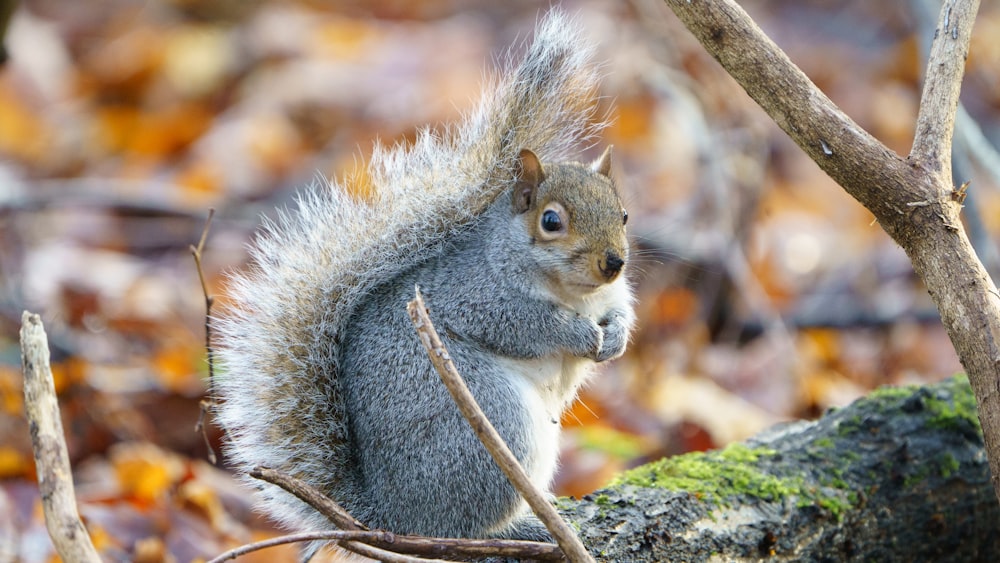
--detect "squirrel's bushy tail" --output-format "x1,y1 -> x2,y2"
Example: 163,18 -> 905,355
214,9 -> 603,531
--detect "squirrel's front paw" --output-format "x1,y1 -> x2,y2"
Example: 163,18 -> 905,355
594,311 -> 630,362
568,316 -> 604,360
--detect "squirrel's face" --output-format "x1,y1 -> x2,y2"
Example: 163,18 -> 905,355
512,148 -> 629,301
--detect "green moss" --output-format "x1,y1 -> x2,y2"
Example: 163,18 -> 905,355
813,437 -> 834,449
925,375 -> 981,435
593,494 -> 612,506
611,444 -> 797,506
613,442 -> 866,521
816,495 -> 853,518
842,450 -> 861,463
939,452 -> 960,478
837,414 -> 864,436
610,442 -> 865,520
904,465 -> 930,488
794,489 -> 853,521
867,383 -> 920,402
555,497 -> 577,511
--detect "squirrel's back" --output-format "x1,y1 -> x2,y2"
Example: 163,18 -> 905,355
215,10 -> 622,542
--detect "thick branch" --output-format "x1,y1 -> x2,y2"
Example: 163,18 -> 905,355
911,0 -> 981,175
662,0 -> 1000,508
20,312 -> 101,563
662,0 -> 916,227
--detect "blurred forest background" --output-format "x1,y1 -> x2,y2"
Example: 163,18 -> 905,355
2,0 -> 1000,561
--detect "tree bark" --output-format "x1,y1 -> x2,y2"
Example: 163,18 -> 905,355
561,376 -> 997,562
659,0 -> 1000,506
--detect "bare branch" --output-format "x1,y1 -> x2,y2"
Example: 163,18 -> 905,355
206,530 -> 398,563
661,0 -> 918,226
191,208 -> 217,464
337,542 -> 449,563
250,467 -> 366,532
662,0 -> 1000,508
407,287 -> 591,563
20,312 -> 101,563
911,0 -> 981,175
250,467 -> 564,561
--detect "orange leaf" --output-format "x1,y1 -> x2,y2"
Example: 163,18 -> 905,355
0,446 -> 31,479
111,442 -> 185,505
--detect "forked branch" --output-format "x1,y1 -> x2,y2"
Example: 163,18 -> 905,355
661,0 -> 1000,507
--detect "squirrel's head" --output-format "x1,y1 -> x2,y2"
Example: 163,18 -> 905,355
512,147 -> 629,300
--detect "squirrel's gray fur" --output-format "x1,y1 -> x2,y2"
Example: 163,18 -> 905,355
215,10 -> 635,555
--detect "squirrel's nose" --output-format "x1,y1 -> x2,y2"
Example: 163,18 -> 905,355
599,251 -> 624,281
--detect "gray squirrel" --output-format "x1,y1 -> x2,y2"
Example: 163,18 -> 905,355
214,10 -> 635,557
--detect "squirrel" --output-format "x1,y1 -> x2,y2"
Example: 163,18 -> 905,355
214,10 -> 635,557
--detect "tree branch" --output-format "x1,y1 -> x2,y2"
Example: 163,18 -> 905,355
190,208 -> 217,465
662,0 -> 1000,508
206,531 -> 408,563
250,466 -> 565,561
251,467 -> 366,532
911,0 -> 981,175
20,312 -> 101,562
661,0 -> 914,226
407,287 -> 592,563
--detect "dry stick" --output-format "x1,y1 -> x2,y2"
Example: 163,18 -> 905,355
206,531 -> 392,563
207,530 -> 446,563
252,467 -> 564,561
251,467 -> 366,532
191,208 -> 217,464
338,543 -> 449,563
20,312 -> 101,563
248,466 -> 384,560
407,287 -> 592,563
661,0 -> 1000,505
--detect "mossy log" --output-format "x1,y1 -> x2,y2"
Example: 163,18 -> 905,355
559,376 -> 997,562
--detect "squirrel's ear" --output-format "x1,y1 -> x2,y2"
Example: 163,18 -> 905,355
513,148 -> 545,214
591,145 -> 613,177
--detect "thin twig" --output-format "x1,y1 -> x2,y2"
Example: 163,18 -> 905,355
407,287 -> 592,563
20,312 -> 101,563
191,208 -> 217,464
206,530 -> 446,563
251,467 -> 366,531
206,530 -> 388,563
250,466 -> 385,560
338,544 -> 449,563
251,467 -> 565,561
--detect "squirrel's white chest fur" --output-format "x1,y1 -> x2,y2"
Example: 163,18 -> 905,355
500,277 -> 632,491
501,355 -> 587,493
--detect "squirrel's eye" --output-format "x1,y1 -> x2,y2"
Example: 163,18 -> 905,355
622,209 -> 629,226
541,209 -> 563,232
